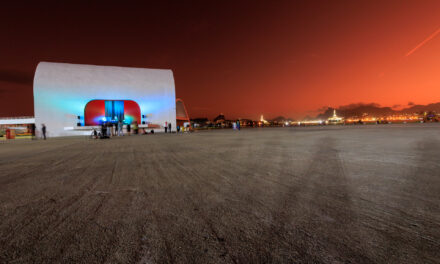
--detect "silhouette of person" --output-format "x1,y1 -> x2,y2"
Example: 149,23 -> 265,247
127,123 -> 131,136
42,124 -> 46,140
31,123 -> 36,140
117,120 -> 123,136
134,121 -> 139,134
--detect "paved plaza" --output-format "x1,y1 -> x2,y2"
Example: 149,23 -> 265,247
0,125 -> 439,263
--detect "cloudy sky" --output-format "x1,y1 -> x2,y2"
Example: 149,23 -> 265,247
1,0 -> 440,119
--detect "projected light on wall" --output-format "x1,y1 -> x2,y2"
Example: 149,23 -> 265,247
84,100 -> 141,125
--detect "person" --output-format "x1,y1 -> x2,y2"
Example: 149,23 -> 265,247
164,121 -> 168,133
237,121 -> 240,131
168,122 -> 172,133
93,129 -> 98,139
133,121 -> 138,134
106,122 -> 112,138
41,124 -> 47,140
232,122 -> 236,130
177,125 -> 180,133
30,123 -> 36,140
101,122 -> 107,138
117,120 -> 123,136
127,123 -> 131,136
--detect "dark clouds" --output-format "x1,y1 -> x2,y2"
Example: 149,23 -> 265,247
338,103 -> 381,110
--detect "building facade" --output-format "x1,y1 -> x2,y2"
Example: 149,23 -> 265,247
33,62 -> 176,137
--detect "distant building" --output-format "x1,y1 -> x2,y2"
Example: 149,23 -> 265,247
260,115 -> 269,126
176,98 -> 190,127
240,119 -> 254,127
327,109 -> 344,124
0,117 -> 35,139
191,118 -> 210,127
35,62 -> 177,137
213,113 -> 228,127
3,62 -> 178,137
214,113 -> 225,123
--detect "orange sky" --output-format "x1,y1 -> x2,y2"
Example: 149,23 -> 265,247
1,1 -> 440,119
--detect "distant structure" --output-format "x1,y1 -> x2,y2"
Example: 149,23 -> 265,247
32,62 -> 176,137
176,98 -> 190,127
327,109 -> 344,124
214,113 -> 225,123
260,115 -> 269,125
212,113 -> 226,127
191,118 -> 210,127
240,119 -> 254,127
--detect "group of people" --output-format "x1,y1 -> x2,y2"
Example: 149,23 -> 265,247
232,120 -> 241,130
32,121 -> 188,140
165,122 -> 191,133
164,122 -> 172,133
94,120 -> 141,139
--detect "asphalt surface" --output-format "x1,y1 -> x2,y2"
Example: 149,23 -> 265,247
0,124 -> 439,264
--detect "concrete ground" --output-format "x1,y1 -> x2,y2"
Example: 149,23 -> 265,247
0,124 -> 439,264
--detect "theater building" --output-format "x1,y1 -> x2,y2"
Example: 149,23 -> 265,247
32,62 -> 179,137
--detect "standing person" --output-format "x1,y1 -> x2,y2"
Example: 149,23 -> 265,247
30,123 -> 36,140
237,120 -> 240,131
164,121 -> 168,133
41,124 -> 47,140
127,122 -> 131,136
101,122 -> 106,138
168,122 -> 172,133
177,125 -> 180,133
106,122 -> 112,138
118,120 -> 123,136
102,122 -> 106,138
133,121 -> 138,134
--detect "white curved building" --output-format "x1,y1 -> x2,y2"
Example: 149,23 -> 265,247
33,62 -> 176,137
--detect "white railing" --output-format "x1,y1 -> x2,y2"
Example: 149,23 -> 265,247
0,117 -> 35,125
0,116 -> 34,120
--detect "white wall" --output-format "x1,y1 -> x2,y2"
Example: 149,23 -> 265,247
33,62 -> 176,137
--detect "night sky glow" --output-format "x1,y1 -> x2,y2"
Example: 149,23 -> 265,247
1,1 -> 440,119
